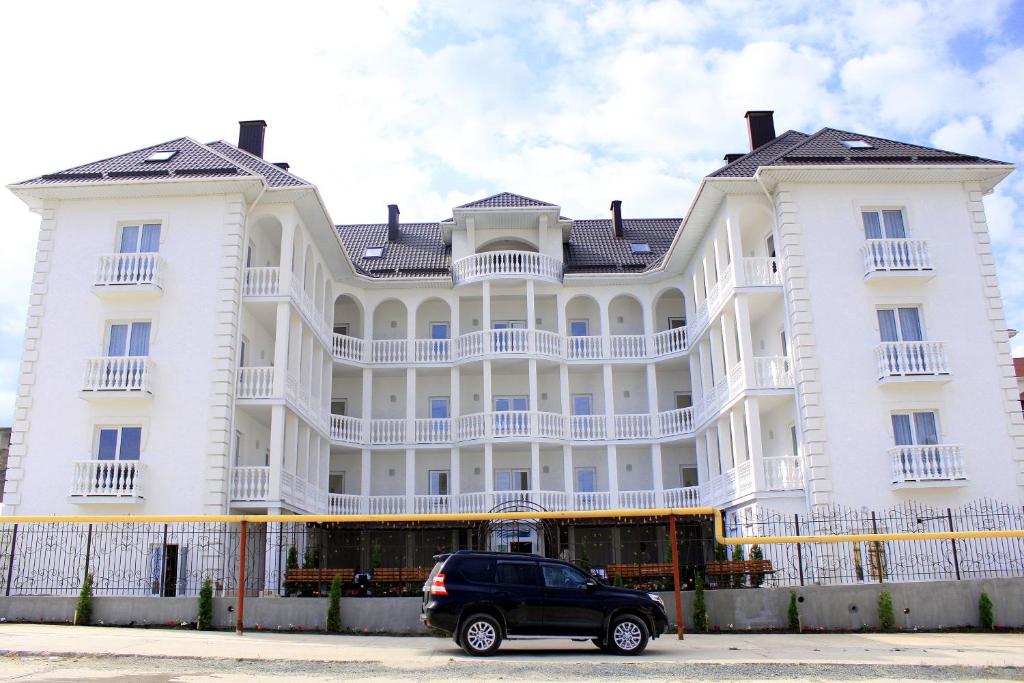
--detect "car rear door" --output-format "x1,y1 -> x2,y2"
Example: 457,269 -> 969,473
540,563 -> 604,636
494,560 -> 544,635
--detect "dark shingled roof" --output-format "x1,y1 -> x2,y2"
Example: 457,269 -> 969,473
206,141 -> 312,187
336,222 -> 450,278
456,192 -> 557,209
709,127 -> 1007,177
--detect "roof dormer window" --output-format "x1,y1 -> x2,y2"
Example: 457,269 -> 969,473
364,246 -> 384,259
840,140 -> 873,149
144,150 -> 178,162
629,242 -> 651,254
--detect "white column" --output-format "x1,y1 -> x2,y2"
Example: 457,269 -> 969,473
602,363 -> 615,438
718,415 -> 735,471
528,359 -> 538,412
272,303 -> 290,396
530,442 -> 541,495
278,222 -> 296,295
526,279 -> 536,353
405,448 -> 416,512
651,443 -> 664,506
267,404 -> 286,501
361,368 -> 373,444
481,281 -> 491,331
725,210 -> 743,284
406,367 -> 416,443
264,514 -> 282,595
563,445 -> 573,499
734,295 -> 755,387
607,445 -> 619,506
695,434 -> 709,485
483,361 -> 493,437
360,448 -> 371,513
645,364 -> 659,434
730,406 -> 748,463
721,310 -> 738,371
598,297 -> 611,358
450,447 -> 461,512
484,443 -> 494,496
744,397 -> 767,490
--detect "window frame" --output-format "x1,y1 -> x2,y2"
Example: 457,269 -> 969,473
329,471 -> 346,495
117,221 -> 162,254
876,305 -> 926,343
574,466 -> 597,493
628,242 -> 651,254
679,465 -> 698,488
568,319 -> 590,337
428,469 -> 450,496
94,425 -> 143,462
105,320 -> 152,357
364,246 -> 385,259
861,207 -> 909,240
890,409 -> 942,446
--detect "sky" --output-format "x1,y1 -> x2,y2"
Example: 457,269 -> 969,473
0,0 -> 1022,424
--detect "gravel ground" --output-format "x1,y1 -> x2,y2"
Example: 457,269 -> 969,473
1,653 -> 1023,682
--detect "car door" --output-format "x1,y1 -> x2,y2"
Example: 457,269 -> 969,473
540,563 -> 604,636
494,560 -> 544,635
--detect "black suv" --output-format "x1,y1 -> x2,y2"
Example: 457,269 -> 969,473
421,551 -> 668,656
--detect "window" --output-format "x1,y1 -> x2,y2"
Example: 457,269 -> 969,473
841,140 -> 873,149
575,467 -> 596,493
430,322 -> 450,340
891,411 -> 939,446
674,393 -> 693,410
877,307 -> 923,342
541,563 -> 589,589
495,469 -> 529,491
459,558 -> 497,583
333,324 -> 350,337
790,425 -> 799,456
119,223 -> 161,254
629,242 -> 651,254
680,466 -> 698,488
233,430 -> 242,466
765,233 -> 776,258
145,150 -> 178,162
493,320 -> 526,352
494,396 -> 528,412
569,319 -> 589,336
329,472 -> 345,495
96,426 -> 142,461
430,397 -> 450,419
106,321 -> 151,357
493,320 -> 526,330
572,394 -> 592,416
331,399 -> 347,415
496,562 -> 538,586
429,470 -> 449,496
239,338 -> 248,368
862,209 -> 907,239
668,317 -> 686,330
364,246 -> 384,258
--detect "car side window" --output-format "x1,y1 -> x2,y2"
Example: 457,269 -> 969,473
459,558 -> 496,583
495,562 -> 538,586
542,563 -> 589,589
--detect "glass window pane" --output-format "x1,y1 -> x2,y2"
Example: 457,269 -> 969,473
897,308 -> 923,341
862,212 -> 882,239
515,470 -> 529,490
107,324 -> 129,356
882,210 -> 906,238
891,414 -> 914,446
496,563 -> 537,586
569,320 -> 588,336
495,470 -> 511,491
97,429 -> 118,460
542,563 -> 587,588
576,468 -> 595,492
876,310 -> 899,342
913,412 -> 939,445
494,398 -> 509,412
128,322 -> 151,356
511,397 -> 528,411
430,323 -> 449,340
140,224 -> 161,252
119,225 -> 140,253
119,427 -> 142,460
430,398 -> 449,419
573,395 -> 592,416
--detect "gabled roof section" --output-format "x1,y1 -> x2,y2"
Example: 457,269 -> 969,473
335,222 -> 450,279
14,137 -> 254,185
708,127 -> 1008,178
455,192 -> 557,209
564,218 -> 680,274
206,140 -> 312,188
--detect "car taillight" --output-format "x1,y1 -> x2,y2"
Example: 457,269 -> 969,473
431,573 -> 448,595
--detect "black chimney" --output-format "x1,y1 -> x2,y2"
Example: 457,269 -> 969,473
273,162 -> 290,171
744,111 -> 775,151
610,200 -> 623,238
238,120 -> 267,158
387,204 -> 400,241
723,153 -> 744,163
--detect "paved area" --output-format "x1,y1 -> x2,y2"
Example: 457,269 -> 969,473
0,624 -> 1021,681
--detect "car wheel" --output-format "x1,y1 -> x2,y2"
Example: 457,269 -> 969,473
592,638 -> 612,652
459,614 -> 502,656
607,615 -> 649,656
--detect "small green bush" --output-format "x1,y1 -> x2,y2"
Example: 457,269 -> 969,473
197,577 -> 213,630
979,592 -> 994,630
749,545 -> 765,588
613,571 -> 624,587
731,545 -> 745,588
286,546 -> 299,570
692,574 -> 708,632
713,543 -> 727,561
326,576 -> 343,632
878,590 -> 895,630
75,573 -> 93,626
787,590 -> 800,631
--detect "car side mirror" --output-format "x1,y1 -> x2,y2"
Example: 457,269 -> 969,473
585,579 -> 598,591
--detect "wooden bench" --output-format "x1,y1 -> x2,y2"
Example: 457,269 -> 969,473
606,563 -> 674,580
370,567 -> 431,583
285,567 -> 355,584
705,560 -> 774,586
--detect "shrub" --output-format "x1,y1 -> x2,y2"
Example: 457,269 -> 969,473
326,576 -> 343,632
692,574 -> 708,632
303,545 -> 319,569
749,545 -> 765,588
286,546 -> 299,570
75,573 -> 94,626
578,543 -> 590,569
713,543 -> 727,562
613,571 -> 624,587
787,590 -> 800,632
197,577 -> 213,630
731,545 -> 745,588
878,590 -> 895,631
979,592 -> 994,630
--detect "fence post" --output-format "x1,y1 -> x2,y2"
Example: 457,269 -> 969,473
870,511 -> 883,584
5,524 -> 17,597
947,508 -> 961,581
159,523 -> 169,597
668,514 -> 684,640
237,520 -> 248,635
83,524 -> 93,584
794,514 -> 804,587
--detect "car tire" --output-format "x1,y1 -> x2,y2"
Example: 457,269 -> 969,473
459,614 -> 502,656
607,615 -> 649,656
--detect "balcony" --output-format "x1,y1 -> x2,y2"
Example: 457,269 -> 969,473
92,253 -> 165,298
237,366 -> 276,399
241,267 -> 332,341
875,342 -> 950,382
70,460 -> 145,499
330,408 -> 697,446
762,456 -> 804,491
861,239 -> 933,279
231,466 -> 271,501
752,356 -> 794,389
451,251 -> 563,286
81,357 -> 154,397
890,444 -> 966,487
241,266 -> 281,297
739,257 -> 782,287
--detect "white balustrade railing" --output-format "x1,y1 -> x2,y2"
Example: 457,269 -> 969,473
741,257 -> 782,286
414,418 -> 452,444
762,456 -> 804,490
95,253 -> 165,289
700,459 -> 755,506
237,366 -> 275,399
752,356 -> 794,388
367,495 -> 406,515
862,239 -> 932,275
618,490 -> 656,509
452,250 -> 564,285
369,419 -> 406,445
82,357 -> 154,393
490,328 -> 529,353
658,407 -> 694,436
414,494 -> 452,514
242,266 -> 280,297
454,331 -> 487,359
492,411 -> 532,438
70,460 -> 145,497
614,414 -> 653,440
371,339 -> 408,364
534,490 -> 569,511
651,326 -> 687,356
875,341 -> 950,379
414,338 -> 451,363
230,466 -> 271,500
664,486 -> 701,507
566,335 -> 604,360
573,491 -> 613,511
332,334 -> 364,363
609,335 -> 646,359
328,493 -> 360,515
890,444 -> 965,484
569,415 -> 606,440
534,330 -> 563,357
727,362 -> 744,394
459,492 -> 490,513
330,414 -> 363,443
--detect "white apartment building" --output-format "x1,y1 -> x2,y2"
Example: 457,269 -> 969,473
5,113 -> 1023,545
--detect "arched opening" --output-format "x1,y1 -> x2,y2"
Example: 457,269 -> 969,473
608,294 -> 644,335
303,245 -> 315,293
564,295 -> 601,336
291,229 -> 303,275
653,287 -> 687,333
333,294 -> 363,338
314,263 -> 324,312
248,215 -> 283,268
415,297 -> 453,340
372,298 -> 408,340
476,237 -> 539,254
737,203 -> 776,259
